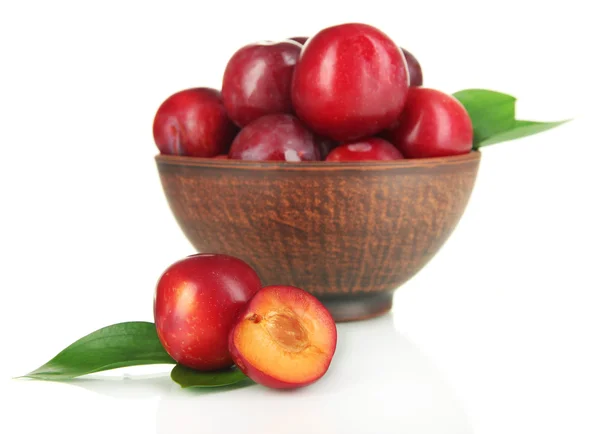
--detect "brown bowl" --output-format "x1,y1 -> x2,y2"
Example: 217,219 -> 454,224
155,151 -> 480,322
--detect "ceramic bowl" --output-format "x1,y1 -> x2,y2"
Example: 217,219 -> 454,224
155,151 -> 480,321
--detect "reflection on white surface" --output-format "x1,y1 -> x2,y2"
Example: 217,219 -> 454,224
64,371 -> 176,399
156,314 -> 472,434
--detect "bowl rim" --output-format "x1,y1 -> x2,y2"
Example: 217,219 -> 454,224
155,150 -> 481,172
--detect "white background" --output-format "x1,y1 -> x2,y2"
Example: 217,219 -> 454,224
1,0 -> 599,433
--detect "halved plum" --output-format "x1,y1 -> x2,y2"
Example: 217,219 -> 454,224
229,285 -> 337,389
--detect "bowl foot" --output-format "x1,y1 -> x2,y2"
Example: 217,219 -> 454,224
319,292 -> 393,323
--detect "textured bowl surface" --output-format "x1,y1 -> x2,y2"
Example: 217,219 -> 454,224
156,152 -> 480,321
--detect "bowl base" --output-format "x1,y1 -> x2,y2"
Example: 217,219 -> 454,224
319,292 -> 393,322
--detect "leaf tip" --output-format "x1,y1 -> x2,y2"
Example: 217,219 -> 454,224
13,372 -> 50,381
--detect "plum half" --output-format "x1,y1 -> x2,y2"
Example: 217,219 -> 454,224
229,285 -> 337,389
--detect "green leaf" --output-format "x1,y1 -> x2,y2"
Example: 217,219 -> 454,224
170,364 -> 250,388
453,89 -> 517,144
476,119 -> 571,148
452,88 -> 570,149
21,322 -> 175,381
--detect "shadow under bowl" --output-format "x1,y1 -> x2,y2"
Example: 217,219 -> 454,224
155,151 -> 480,322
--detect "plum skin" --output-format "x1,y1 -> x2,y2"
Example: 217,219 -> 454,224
400,47 -> 423,87
228,114 -> 321,162
222,40 -> 303,127
152,87 -> 237,157
153,253 -> 262,371
388,87 -> 473,158
291,23 -> 409,142
325,137 -> 403,161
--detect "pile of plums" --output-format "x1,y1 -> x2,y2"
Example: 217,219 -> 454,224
152,22 -> 473,162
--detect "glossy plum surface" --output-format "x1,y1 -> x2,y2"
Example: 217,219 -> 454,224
222,41 -> 302,127
228,114 -> 320,161
229,285 -> 337,389
291,23 -> 409,142
388,88 -> 473,158
152,88 -> 237,157
154,253 -> 262,371
326,137 -> 403,161
401,48 -> 423,87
